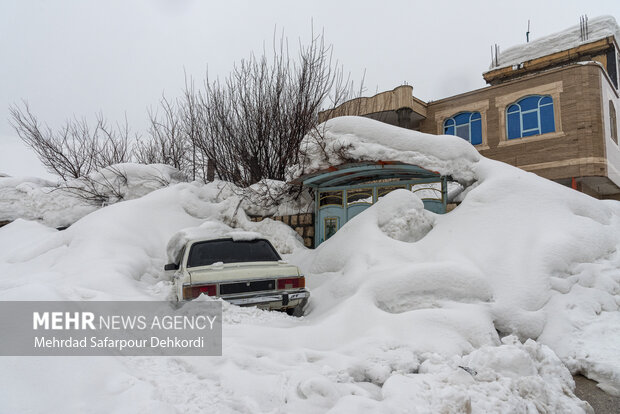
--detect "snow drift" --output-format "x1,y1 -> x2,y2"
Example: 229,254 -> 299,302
1,117 -> 619,412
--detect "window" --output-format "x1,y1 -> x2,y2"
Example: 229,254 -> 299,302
187,239 -> 281,268
506,95 -> 555,139
610,100 -> 618,145
411,182 -> 442,201
346,188 -> 373,206
319,191 -> 343,207
377,185 -> 406,200
324,217 -> 339,240
443,112 -> 482,145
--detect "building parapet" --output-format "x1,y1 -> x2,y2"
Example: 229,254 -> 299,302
484,36 -> 618,85
318,85 -> 427,125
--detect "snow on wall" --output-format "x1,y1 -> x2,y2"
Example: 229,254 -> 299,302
490,15 -> 620,71
0,176 -> 97,228
0,163 -> 185,228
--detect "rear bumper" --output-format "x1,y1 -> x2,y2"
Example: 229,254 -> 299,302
224,290 -> 310,310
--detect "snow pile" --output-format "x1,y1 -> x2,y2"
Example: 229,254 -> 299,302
372,336 -> 589,413
2,117 -> 620,411
293,159 -> 620,399
0,175 -> 96,228
376,190 -> 434,242
490,15 -> 620,70
289,116 -> 481,184
0,163 -> 185,228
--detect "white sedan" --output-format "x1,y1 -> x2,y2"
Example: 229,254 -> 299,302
166,236 -> 309,315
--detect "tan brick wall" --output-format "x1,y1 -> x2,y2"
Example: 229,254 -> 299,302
421,64 -> 607,184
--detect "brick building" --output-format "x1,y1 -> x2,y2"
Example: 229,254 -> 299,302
319,16 -> 620,200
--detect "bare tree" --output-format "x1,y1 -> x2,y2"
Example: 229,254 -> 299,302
195,30 -> 355,187
95,113 -> 133,169
9,102 -> 133,180
179,74 -> 206,181
10,102 -> 96,180
133,95 -> 189,178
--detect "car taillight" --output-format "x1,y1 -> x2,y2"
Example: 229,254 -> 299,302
277,276 -> 305,290
183,284 -> 217,300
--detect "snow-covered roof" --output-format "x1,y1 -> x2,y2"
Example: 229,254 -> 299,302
490,15 -> 620,71
289,116 -> 481,185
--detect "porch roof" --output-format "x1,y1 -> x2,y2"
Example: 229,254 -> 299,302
291,161 -> 441,188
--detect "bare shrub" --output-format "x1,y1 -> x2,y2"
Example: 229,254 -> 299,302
9,102 -> 133,181
133,94 -> 196,181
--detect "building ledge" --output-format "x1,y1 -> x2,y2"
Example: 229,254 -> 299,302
497,131 -> 567,147
318,85 -> 427,127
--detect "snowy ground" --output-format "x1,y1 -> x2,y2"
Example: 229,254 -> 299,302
1,118 -> 619,412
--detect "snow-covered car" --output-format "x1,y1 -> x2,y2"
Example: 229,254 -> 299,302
166,236 -> 309,315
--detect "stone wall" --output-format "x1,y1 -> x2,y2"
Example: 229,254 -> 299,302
249,213 -> 315,248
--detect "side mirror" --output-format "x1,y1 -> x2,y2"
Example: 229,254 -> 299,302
164,263 -> 179,271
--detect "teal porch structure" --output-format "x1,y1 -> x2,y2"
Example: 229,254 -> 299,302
291,162 -> 448,246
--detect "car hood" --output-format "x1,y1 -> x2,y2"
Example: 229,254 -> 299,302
188,262 -> 300,284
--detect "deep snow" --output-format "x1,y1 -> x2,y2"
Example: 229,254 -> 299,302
1,117 -> 619,412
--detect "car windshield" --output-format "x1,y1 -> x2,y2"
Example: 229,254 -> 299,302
187,239 -> 281,268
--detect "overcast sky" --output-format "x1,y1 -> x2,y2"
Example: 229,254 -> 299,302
2,0 -> 620,179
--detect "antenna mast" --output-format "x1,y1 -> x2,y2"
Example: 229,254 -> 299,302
526,20 -> 530,42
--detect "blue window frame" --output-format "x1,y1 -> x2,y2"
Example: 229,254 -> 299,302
443,112 -> 482,145
506,95 -> 555,139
